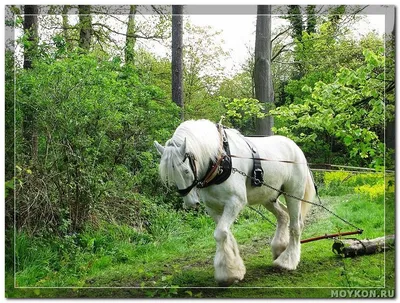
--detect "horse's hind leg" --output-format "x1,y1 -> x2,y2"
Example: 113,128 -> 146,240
273,194 -> 303,270
209,200 -> 246,286
263,198 -> 289,260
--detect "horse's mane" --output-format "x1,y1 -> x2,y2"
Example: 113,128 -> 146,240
159,119 -> 221,186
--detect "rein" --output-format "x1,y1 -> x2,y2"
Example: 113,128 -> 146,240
172,122 -> 365,246
177,126 -> 310,197
231,167 -> 364,243
229,154 -> 308,165
176,124 -> 378,198
230,154 -> 387,173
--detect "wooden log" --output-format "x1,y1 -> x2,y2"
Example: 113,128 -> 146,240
332,235 -> 395,257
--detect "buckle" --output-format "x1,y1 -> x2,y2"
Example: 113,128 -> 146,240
253,168 -> 264,185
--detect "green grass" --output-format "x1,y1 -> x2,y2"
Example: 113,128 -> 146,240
6,175 -> 395,298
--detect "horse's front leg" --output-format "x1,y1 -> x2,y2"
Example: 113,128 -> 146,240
209,199 -> 246,286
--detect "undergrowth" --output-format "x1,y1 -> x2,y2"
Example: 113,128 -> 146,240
6,171 -> 394,298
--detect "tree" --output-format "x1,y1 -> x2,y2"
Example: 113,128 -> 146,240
22,5 -> 39,163
125,5 -> 137,65
180,22 -> 228,122
271,49 -> 389,167
268,9 -> 388,166
287,5 -> 303,42
306,5 -> 317,34
78,5 -> 92,50
48,5 -> 171,59
254,5 -> 274,136
384,12 -> 395,165
23,5 -> 38,69
327,5 -> 346,34
171,5 -> 184,119
61,5 -> 73,51
183,23 -> 227,102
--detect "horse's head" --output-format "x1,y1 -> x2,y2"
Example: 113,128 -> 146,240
154,139 -> 201,209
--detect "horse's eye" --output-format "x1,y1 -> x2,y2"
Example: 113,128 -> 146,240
184,169 -> 190,174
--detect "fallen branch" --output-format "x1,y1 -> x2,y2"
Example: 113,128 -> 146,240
332,235 -> 395,257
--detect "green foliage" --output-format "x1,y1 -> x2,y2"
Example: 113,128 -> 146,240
218,71 -> 253,100
14,52 -> 180,234
272,49 -> 388,168
182,21 -> 228,121
183,22 -> 228,100
219,97 -> 266,133
305,5 -> 317,34
6,8 -> 395,298
184,93 -> 226,122
9,170 -> 393,296
286,5 -> 304,42
5,51 -> 15,181
320,170 -> 392,198
134,49 -> 172,97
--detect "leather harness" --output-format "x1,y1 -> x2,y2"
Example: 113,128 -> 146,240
241,136 -> 264,187
177,125 -> 231,196
177,124 -> 264,196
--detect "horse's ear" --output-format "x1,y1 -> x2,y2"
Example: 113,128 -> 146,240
154,141 -> 165,155
179,138 -> 187,155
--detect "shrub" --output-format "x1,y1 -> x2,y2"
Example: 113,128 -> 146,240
14,52 -> 180,235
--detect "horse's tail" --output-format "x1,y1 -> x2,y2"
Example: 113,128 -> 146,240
301,169 -> 316,224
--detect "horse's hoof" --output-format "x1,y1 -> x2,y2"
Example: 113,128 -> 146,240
217,278 -> 237,287
273,257 -> 298,271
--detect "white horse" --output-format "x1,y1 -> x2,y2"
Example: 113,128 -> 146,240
154,119 -> 315,286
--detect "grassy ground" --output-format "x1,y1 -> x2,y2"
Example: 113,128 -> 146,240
6,172 -> 395,298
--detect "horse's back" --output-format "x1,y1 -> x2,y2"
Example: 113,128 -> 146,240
245,135 -> 305,163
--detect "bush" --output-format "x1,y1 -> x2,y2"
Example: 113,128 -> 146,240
319,170 -> 392,198
14,52 -> 181,235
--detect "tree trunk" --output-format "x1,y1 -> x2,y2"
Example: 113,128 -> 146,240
78,5 -> 92,51
23,5 -> 38,69
287,5 -> 305,79
332,235 -> 395,258
23,5 -> 39,163
385,9 -> 395,165
288,5 -> 303,41
254,5 -> 274,136
125,5 -> 137,65
306,5 -> 317,34
62,5 -> 73,51
171,5 -> 184,120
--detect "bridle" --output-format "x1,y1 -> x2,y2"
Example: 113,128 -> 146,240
177,152 -> 199,197
176,124 -> 229,197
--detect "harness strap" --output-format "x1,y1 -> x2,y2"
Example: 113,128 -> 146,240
199,126 -> 232,188
242,137 -> 264,187
201,156 -> 223,186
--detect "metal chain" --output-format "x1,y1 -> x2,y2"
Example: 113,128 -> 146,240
232,167 -> 363,232
248,206 -> 276,227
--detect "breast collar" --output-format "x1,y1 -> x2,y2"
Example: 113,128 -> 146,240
177,124 -> 232,197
